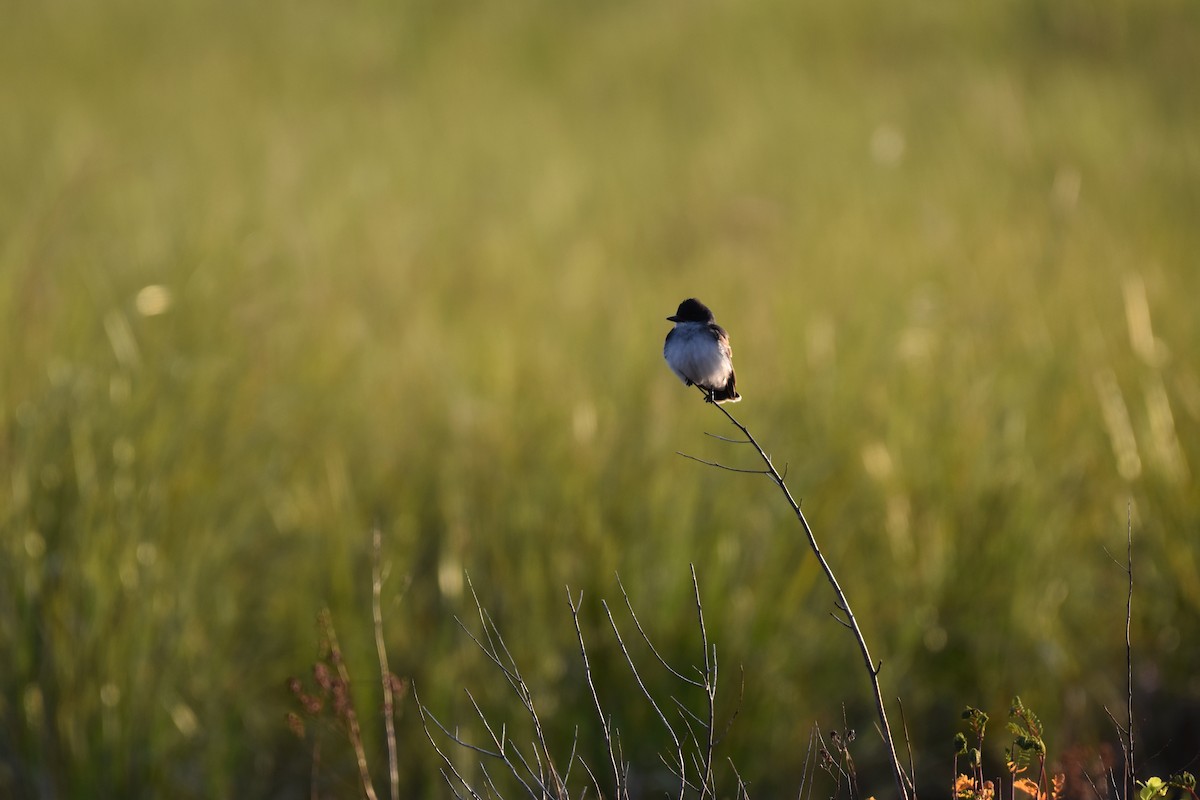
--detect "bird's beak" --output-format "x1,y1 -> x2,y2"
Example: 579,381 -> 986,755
666,315 -> 679,322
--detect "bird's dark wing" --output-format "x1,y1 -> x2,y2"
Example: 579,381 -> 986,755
709,323 -> 733,361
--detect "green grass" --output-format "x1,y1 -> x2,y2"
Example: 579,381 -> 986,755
2,0 -> 1199,796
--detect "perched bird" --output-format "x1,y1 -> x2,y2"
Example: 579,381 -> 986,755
663,298 -> 742,404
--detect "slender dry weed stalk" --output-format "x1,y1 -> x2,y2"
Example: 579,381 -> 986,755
287,528 -> 409,800
286,610 -> 381,800
1102,504 -> 1135,800
677,386 -> 911,800
372,526 -> 402,800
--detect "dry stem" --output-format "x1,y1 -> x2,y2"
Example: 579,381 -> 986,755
680,385 -> 910,800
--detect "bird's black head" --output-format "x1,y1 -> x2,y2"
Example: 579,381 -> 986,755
667,298 -> 715,323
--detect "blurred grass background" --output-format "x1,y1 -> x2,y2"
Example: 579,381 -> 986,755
2,0 -> 1199,796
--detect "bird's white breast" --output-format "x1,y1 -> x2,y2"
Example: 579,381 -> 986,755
664,323 -> 732,386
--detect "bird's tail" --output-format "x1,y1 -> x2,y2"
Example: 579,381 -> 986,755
711,373 -> 741,404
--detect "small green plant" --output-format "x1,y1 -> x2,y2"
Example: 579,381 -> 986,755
954,699 -> 1063,800
954,707 -> 990,800
953,696 -> 1200,800
1138,772 -> 1199,800
1006,695 -> 1049,795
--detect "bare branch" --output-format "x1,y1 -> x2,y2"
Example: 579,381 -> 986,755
371,527 -> 401,800
796,724 -> 820,800
672,696 -> 707,730
433,562 -> 746,799
415,688 -> 490,800
728,756 -> 750,800
685,384 -> 911,800
452,612 -> 521,687
691,565 -> 718,799
829,611 -> 853,630
676,450 -> 772,474
319,611 -> 380,800
1079,763 -> 1107,800
614,574 -> 703,688
1124,501 -> 1135,800
1101,546 -> 1126,570
713,668 -> 745,748
560,726 -> 582,790
422,700 -> 504,759
600,598 -> 688,793
1102,704 -> 1130,738
704,431 -> 753,444
897,696 -> 917,800
568,588 -> 625,799
580,758 -> 604,800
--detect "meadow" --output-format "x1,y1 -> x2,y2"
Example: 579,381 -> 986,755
2,0 -> 1199,797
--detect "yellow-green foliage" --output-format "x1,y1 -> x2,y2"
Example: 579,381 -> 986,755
2,0 -> 1198,796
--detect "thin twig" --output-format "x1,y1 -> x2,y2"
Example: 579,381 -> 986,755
704,431 -> 753,444
437,578 -> 575,798
372,527 -> 401,800
561,726 -> 582,791
690,564 -> 719,799
829,611 -> 854,631
676,451 -> 773,474
421,692 -> 543,800
1079,763 -> 1107,800
433,565 -> 746,799
310,736 -> 321,800
728,756 -> 750,800
840,705 -> 860,800
713,668 -> 745,748
320,611 -> 380,800
672,696 -> 707,732
461,576 -> 565,794
580,758 -> 604,800
599,598 -> 688,798
615,575 -> 703,688
682,384 -> 911,800
423,701 -> 504,759
1124,502 -> 1135,800
568,588 -> 625,799
796,724 -> 819,800
898,697 -> 917,800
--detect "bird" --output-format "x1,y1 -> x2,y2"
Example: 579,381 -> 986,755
663,298 -> 742,404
